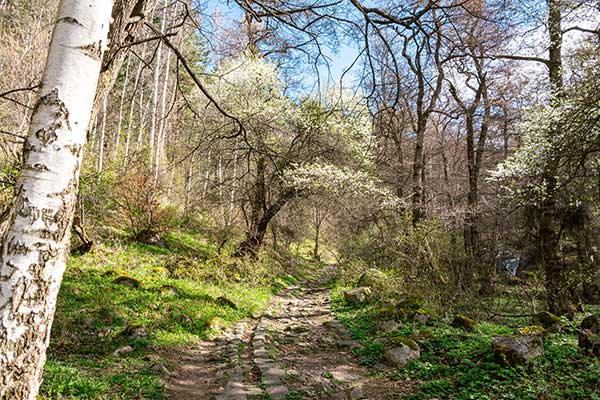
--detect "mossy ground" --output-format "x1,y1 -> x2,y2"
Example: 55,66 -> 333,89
331,285 -> 600,400
39,230 -> 303,399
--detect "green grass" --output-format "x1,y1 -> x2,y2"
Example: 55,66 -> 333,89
40,230 -> 302,399
331,285 -> 600,400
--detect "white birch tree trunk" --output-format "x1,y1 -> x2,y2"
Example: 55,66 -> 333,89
0,1 -> 113,398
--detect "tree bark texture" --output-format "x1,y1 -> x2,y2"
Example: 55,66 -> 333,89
0,1 -> 113,398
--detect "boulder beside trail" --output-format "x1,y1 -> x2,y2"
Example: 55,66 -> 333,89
578,314 -> 600,357
112,275 -> 141,289
384,337 -> 420,368
217,296 -> 238,310
343,287 -> 372,304
492,335 -> 544,366
532,311 -> 561,333
451,315 -> 477,331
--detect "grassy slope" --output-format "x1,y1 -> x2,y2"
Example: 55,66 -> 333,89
40,230 -> 300,400
331,285 -> 600,400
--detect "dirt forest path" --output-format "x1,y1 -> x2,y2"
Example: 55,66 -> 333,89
164,269 -> 400,399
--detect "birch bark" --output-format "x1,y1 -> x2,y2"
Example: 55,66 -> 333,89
0,1 -> 113,398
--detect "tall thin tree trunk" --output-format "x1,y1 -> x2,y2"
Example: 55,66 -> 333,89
136,83 -> 146,152
97,95 -> 107,173
541,0 -> 574,315
154,2 -> 178,181
124,50 -> 145,162
227,152 -> 238,224
202,148 -> 212,198
184,152 -> 194,214
0,1 -> 113,397
114,52 -> 131,160
149,0 -> 168,168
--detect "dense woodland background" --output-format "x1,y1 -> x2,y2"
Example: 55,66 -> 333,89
0,0 -> 599,399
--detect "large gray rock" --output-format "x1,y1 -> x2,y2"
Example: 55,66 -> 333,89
343,287 -> 372,304
384,339 -> 420,367
492,336 -> 544,366
579,314 -> 600,356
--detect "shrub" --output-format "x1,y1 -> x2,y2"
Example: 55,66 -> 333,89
114,167 -> 172,240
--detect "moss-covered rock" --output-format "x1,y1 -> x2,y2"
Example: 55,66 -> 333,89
158,284 -> 179,296
387,336 -> 420,351
532,311 -> 561,332
206,317 -> 226,331
451,315 -> 477,331
216,296 -> 238,309
492,335 -> 544,366
517,325 -> 546,336
343,287 -> 372,304
112,275 -> 141,289
578,314 -> 600,356
384,337 -> 421,367
412,329 -> 434,341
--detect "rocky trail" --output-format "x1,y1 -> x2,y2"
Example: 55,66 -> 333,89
164,272 -> 399,399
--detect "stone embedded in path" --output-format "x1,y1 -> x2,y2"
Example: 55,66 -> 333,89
349,385 -> 365,399
267,385 -> 289,400
329,365 -> 361,382
264,366 -> 285,385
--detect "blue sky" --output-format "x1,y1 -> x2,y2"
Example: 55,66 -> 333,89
199,0 -> 361,93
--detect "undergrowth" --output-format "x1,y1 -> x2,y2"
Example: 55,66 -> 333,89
331,285 -> 600,400
39,229 -> 304,400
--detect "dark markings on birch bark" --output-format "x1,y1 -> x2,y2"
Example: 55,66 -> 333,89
64,144 -> 83,157
57,16 -> 83,26
6,238 -> 29,256
33,88 -> 71,148
77,41 -> 103,61
27,163 -> 49,171
35,128 -> 58,146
